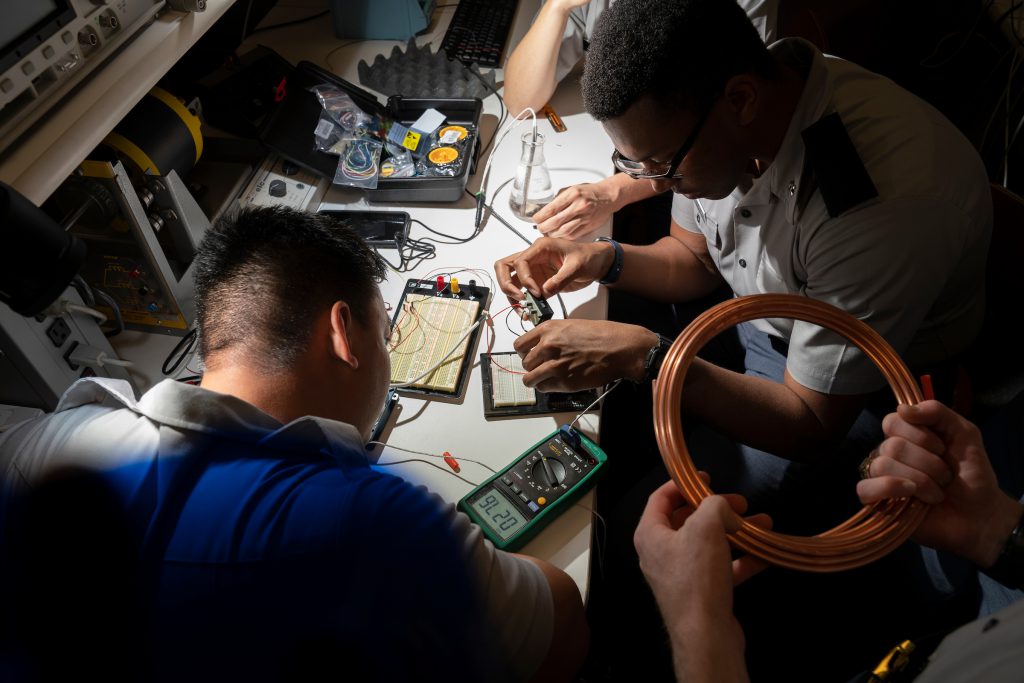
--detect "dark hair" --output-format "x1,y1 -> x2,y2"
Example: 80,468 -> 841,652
193,207 -> 386,371
582,0 -> 776,120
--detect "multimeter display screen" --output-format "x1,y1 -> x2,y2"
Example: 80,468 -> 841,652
471,488 -> 527,540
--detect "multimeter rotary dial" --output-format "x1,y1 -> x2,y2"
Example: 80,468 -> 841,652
533,457 -> 566,487
525,454 -> 566,490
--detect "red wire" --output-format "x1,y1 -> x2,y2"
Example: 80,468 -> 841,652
490,354 -> 527,376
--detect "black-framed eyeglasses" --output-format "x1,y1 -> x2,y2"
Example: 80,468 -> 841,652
611,103 -> 714,180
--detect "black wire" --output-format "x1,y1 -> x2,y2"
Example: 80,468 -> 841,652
504,307 -> 522,337
247,9 -> 329,36
70,276 -> 125,337
375,236 -> 438,273
71,276 -> 96,307
162,328 -> 198,376
403,237 -> 437,270
93,288 -> 125,338
466,188 -> 533,244
461,190 -> 571,322
411,218 -> 478,243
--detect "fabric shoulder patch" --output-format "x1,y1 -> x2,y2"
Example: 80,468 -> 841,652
800,112 -> 879,218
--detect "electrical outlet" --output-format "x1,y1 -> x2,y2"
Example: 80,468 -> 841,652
46,317 -> 71,347
63,341 -> 80,370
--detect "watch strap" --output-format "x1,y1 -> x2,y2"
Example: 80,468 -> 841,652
983,506 -> 1024,590
642,334 -> 673,383
594,236 -> 624,285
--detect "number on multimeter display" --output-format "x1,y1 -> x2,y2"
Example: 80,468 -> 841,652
458,428 -> 608,551
471,490 -> 528,540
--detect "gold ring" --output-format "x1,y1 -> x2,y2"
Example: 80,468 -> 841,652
858,451 -> 881,480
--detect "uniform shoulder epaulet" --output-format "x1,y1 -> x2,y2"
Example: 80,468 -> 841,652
800,111 -> 878,218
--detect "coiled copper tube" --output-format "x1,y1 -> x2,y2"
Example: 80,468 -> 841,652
652,294 -> 927,573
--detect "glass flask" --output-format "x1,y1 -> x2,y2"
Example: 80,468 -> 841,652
509,131 -> 554,220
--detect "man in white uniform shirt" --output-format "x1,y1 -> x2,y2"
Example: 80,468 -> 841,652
496,0 -> 990,517
495,1 -> 990,678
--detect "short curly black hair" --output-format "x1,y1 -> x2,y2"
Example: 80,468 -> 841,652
193,206 -> 386,371
582,0 -> 776,120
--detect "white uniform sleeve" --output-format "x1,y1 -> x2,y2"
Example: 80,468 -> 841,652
787,196 -> 986,395
442,502 -> 553,682
670,193 -> 700,233
552,5 -> 588,84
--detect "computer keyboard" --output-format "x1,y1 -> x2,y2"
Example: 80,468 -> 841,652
441,0 -> 518,68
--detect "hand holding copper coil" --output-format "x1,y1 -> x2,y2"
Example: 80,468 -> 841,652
653,293 -> 928,573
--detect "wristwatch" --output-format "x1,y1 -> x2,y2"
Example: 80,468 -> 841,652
641,334 -> 674,383
983,506 -> 1024,590
594,236 -> 624,285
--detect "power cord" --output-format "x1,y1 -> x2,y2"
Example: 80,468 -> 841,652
69,275 -> 125,337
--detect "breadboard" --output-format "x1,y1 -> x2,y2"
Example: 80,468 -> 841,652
489,353 -> 536,407
389,293 -> 481,392
480,353 -> 600,418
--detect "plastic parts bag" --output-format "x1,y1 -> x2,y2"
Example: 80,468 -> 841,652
333,137 -> 383,189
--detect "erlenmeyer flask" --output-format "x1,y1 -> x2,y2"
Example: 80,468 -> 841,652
510,131 -> 553,220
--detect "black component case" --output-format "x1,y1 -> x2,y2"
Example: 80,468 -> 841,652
259,61 -> 482,203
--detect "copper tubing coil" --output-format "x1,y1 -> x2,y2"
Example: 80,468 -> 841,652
652,293 -> 928,573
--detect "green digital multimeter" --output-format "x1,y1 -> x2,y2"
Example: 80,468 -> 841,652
458,426 -> 608,551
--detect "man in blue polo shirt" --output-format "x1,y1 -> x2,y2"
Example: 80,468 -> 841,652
0,207 -> 586,682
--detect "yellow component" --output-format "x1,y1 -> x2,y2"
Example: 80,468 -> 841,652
149,86 -> 204,162
538,497 -> 547,506
869,640 -> 916,682
101,133 -> 161,175
451,278 -> 460,294
428,146 -> 459,164
78,160 -> 116,178
401,130 -> 421,151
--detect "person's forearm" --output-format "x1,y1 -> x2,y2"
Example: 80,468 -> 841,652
973,496 -> 1024,570
613,235 -> 724,303
504,2 -> 574,115
681,359 -> 844,460
602,172 -> 664,212
668,612 -> 750,683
